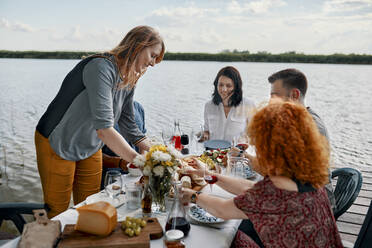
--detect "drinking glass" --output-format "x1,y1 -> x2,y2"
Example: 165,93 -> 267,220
227,155 -> 250,178
104,170 -> 123,199
125,183 -> 142,210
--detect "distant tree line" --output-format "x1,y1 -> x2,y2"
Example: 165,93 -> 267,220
1,50 -> 372,64
0,50 -> 96,60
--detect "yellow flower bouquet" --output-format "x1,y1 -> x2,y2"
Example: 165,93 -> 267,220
133,144 -> 182,212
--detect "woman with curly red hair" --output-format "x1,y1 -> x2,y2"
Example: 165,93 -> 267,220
183,100 -> 342,247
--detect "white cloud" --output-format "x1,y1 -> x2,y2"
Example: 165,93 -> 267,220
228,0 -> 287,14
151,6 -> 218,18
0,18 -> 10,28
1,2 -> 371,54
143,5 -> 219,27
0,18 -> 36,32
197,28 -> 226,46
323,0 -> 372,13
69,25 -> 83,41
50,26 -> 83,41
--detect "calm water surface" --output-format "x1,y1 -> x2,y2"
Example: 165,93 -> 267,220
0,58 -> 371,202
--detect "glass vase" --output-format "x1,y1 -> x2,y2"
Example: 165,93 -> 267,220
149,170 -> 172,214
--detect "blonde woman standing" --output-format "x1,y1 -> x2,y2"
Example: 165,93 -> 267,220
35,26 -> 165,217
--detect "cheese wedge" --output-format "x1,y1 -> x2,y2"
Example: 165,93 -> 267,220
75,201 -> 117,236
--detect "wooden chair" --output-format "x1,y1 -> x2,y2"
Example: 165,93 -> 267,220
332,168 -> 363,220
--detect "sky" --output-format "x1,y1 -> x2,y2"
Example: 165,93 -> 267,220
1,0 -> 372,55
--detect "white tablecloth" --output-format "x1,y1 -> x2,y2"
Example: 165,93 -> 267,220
1,174 -> 241,248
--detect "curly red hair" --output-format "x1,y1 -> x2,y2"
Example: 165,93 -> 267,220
247,100 -> 329,188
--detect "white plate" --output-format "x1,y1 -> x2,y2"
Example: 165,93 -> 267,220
85,192 -> 125,208
204,139 -> 231,150
188,205 -> 224,224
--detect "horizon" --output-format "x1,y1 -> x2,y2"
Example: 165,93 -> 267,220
1,0 -> 372,55
1,49 -> 372,56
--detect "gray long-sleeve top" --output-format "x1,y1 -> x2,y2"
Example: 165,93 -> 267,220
36,55 -> 144,161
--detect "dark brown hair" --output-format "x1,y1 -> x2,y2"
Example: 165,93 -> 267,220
268,68 -> 308,97
212,66 -> 243,107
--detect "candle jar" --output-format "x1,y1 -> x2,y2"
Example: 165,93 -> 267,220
163,230 -> 185,248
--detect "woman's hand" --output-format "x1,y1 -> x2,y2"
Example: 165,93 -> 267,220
198,131 -> 210,142
185,158 -> 207,178
137,138 -> 151,154
181,188 -> 195,204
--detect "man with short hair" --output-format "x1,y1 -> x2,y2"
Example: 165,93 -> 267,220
268,68 -> 335,209
238,69 -> 336,247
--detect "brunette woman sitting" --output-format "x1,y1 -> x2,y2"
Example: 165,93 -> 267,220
183,99 -> 343,248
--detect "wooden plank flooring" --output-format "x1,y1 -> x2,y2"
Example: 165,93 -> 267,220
335,167 -> 372,245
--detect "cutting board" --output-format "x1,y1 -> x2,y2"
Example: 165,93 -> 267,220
57,217 -> 163,248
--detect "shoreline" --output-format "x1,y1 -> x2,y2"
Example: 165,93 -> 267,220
1,50 -> 372,65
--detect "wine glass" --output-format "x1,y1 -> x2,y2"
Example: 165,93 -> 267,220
161,126 -> 173,146
233,134 -> 249,151
180,133 -> 189,155
191,124 -> 204,154
203,164 -> 217,193
104,170 -> 123,199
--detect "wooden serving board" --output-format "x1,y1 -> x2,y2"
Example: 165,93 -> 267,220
57,217 -> 163,248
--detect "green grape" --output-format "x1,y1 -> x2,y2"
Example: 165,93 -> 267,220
125,221 -> 132,228
134,226 -> 141,236
140,220 -> 147,227
131,222 -> 137,229
127,228 -> 134,237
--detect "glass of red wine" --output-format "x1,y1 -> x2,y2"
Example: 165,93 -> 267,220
180,134 -> 189,155
204,164 -> 218,192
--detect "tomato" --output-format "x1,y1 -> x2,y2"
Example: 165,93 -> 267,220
129,164 -> 137,169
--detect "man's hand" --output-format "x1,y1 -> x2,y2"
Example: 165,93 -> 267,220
199,131 -> 210,142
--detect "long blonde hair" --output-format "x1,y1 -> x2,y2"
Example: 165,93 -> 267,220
109,26 -> 165,89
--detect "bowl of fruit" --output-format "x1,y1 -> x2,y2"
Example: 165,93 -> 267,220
128,164 -> 142,177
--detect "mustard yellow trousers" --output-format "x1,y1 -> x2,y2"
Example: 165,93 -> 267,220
35,131 -> 102,218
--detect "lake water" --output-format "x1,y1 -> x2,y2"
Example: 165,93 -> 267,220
0,58 -> 371,203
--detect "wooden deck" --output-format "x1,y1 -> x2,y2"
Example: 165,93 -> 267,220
335,167 -> 372,245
